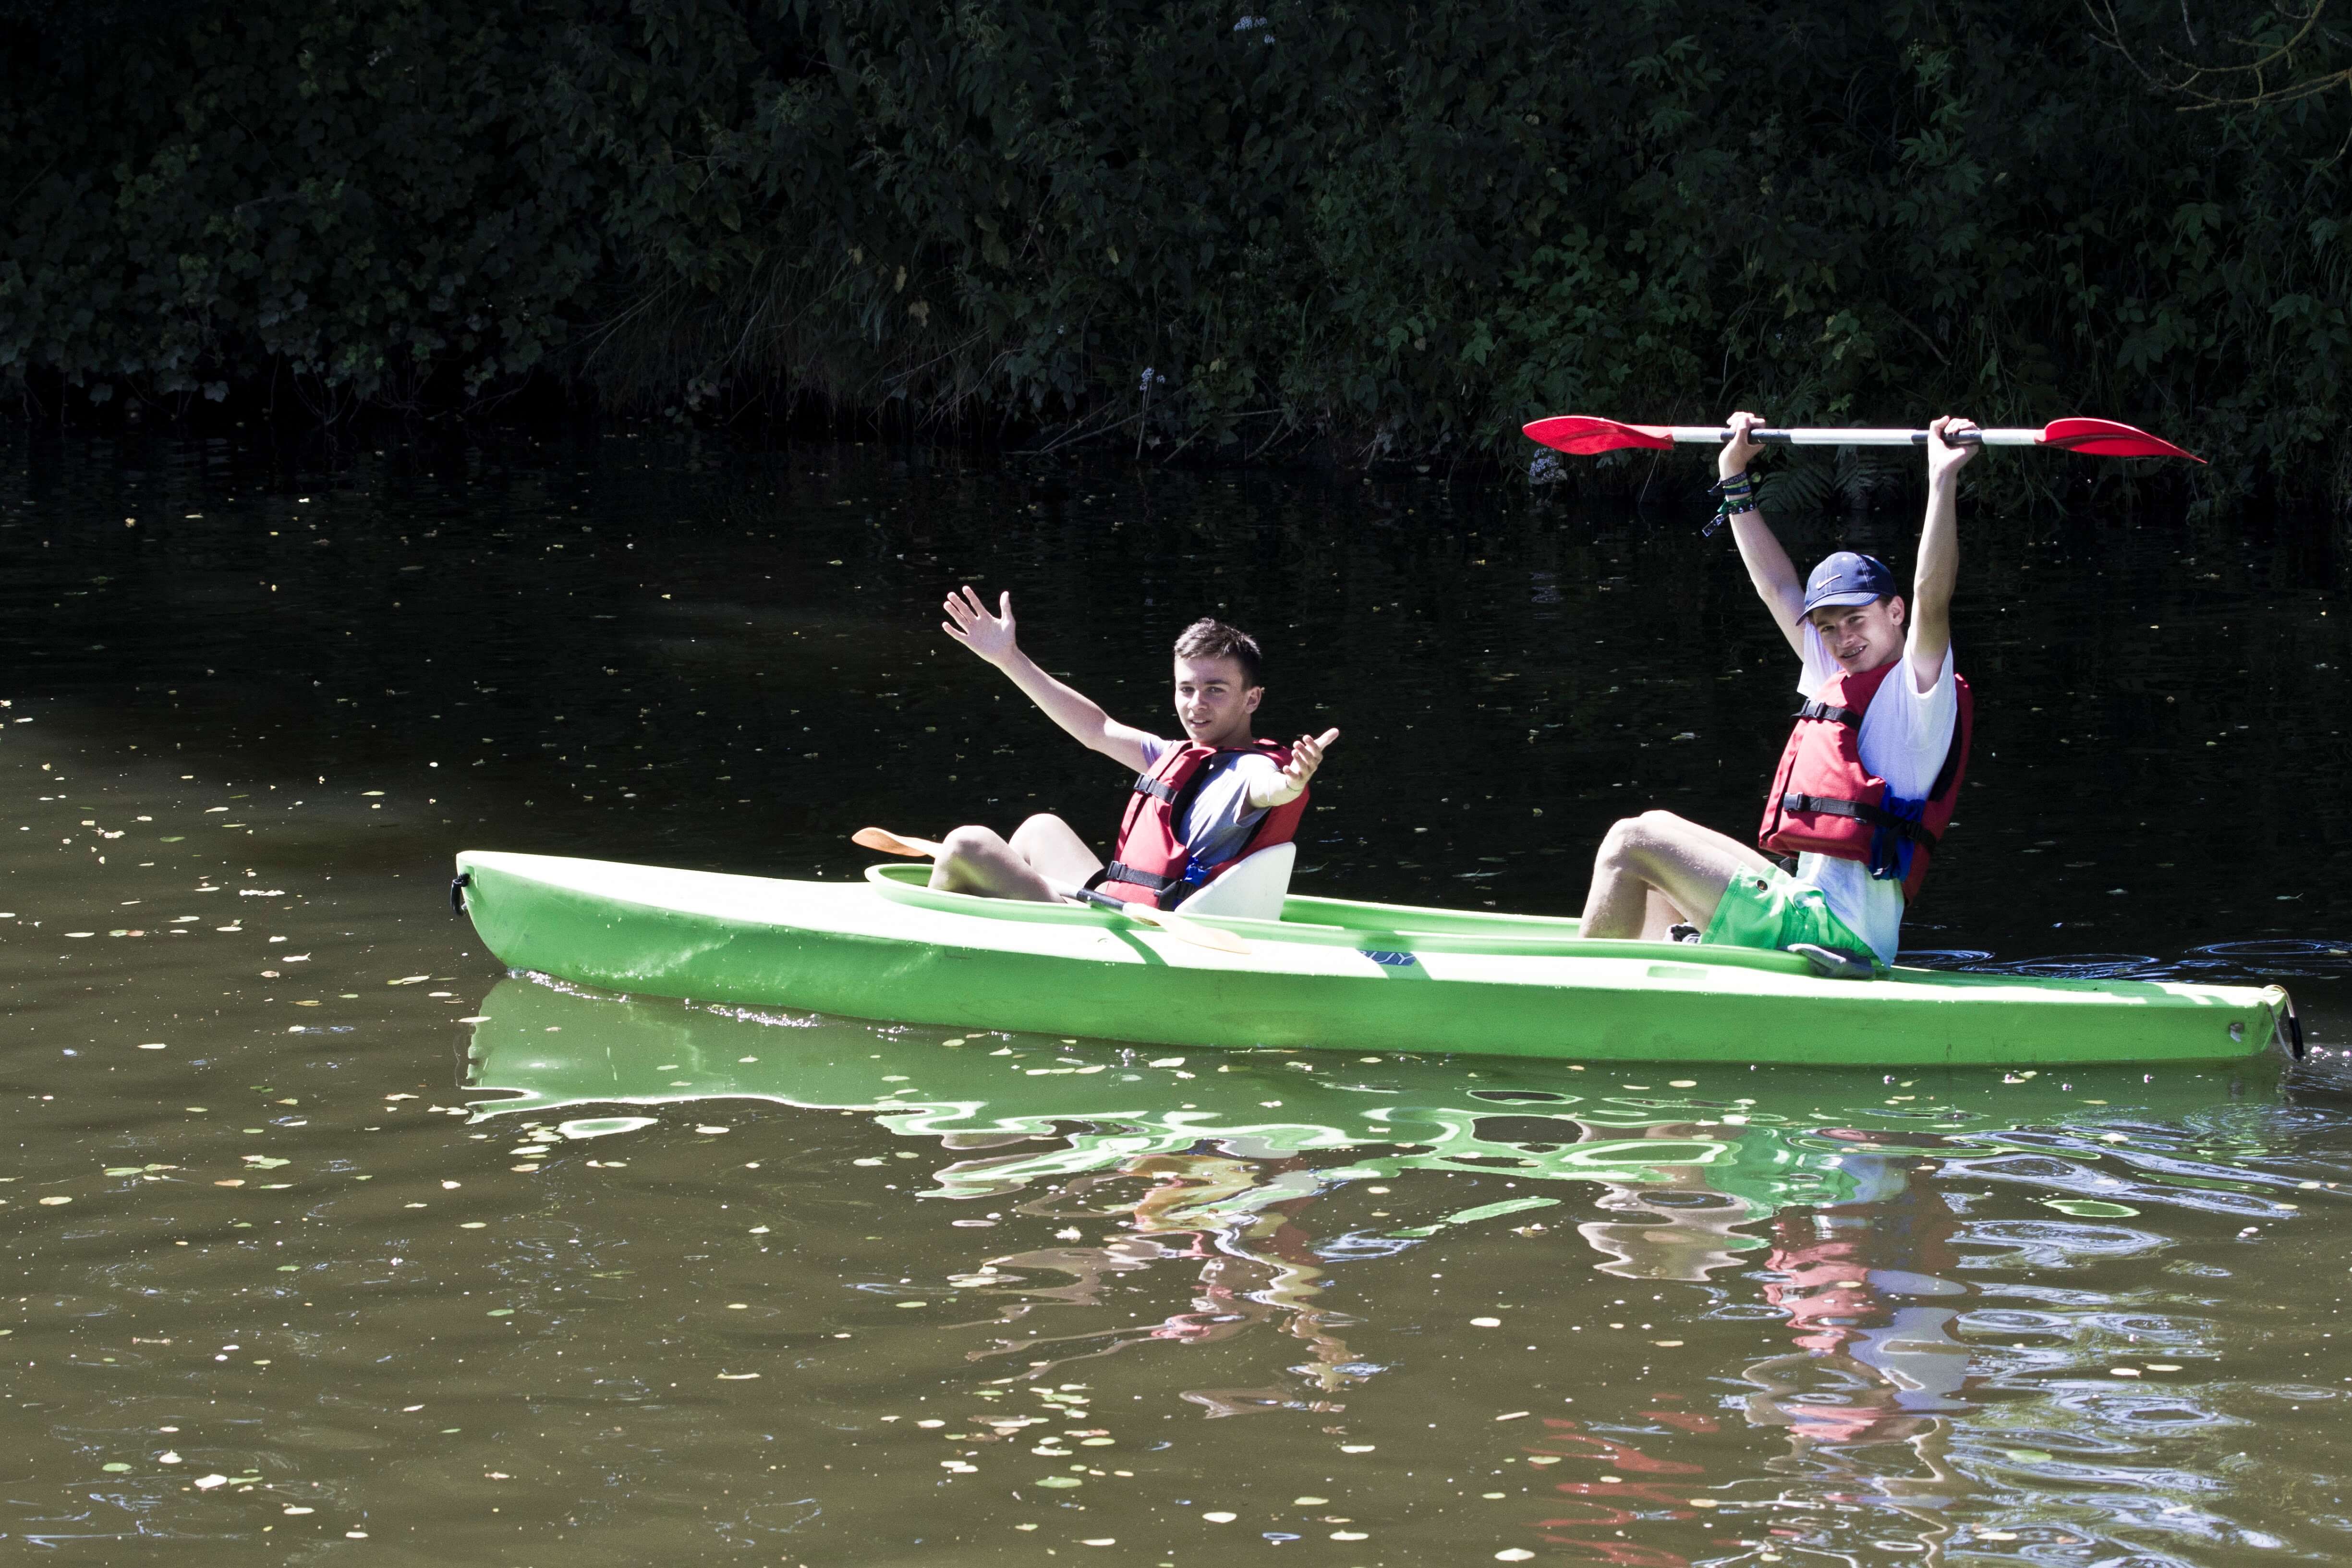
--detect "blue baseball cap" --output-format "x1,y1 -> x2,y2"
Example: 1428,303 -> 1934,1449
1802,551 -> 1899,614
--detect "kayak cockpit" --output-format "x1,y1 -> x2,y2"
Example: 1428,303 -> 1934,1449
866,863 -> 1832,978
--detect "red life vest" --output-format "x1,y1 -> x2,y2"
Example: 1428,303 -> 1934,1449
1095,739 -> 1305,909
1756,660 -> 1973,901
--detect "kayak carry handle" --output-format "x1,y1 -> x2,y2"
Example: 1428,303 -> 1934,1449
450,873 -> 471,917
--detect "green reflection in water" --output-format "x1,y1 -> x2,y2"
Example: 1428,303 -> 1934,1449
465,972 -> 2267,1281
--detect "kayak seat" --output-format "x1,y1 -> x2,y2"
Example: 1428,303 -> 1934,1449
1177,842 -> 1296,921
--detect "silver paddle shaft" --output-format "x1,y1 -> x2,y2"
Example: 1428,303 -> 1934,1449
1663,426 -> 2032,448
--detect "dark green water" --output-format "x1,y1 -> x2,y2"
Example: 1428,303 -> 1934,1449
3,425 -> 2351,1564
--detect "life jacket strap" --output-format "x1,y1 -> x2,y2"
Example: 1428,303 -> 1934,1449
1101,860 -> 1180,894
1129,774 -> 1180,803
1779,792 -> 1941,850
1794,699 -> 1864,727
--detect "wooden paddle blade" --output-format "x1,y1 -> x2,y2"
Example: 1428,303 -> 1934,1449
852,826 -> 943,857
2037,417 -> 2205,463
1523,415 -> 1675,455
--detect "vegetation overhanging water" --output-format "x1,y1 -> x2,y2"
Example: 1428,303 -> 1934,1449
10,0 -> 2351,498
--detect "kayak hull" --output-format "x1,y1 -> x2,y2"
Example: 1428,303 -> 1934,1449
451,851 -> 2288,1068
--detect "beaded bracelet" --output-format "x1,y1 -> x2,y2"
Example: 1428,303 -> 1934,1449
1702,472 -> 1758,536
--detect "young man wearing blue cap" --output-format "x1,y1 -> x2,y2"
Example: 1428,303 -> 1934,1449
1577,411 -> 1978,972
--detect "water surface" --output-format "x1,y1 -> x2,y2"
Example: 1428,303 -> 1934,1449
2,427 -> 2349,1564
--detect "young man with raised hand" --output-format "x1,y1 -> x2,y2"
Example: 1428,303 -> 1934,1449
1577,411 -> 1977,972
927,586 -> 1338,907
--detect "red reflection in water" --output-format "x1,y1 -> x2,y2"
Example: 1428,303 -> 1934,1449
1520,1417 -> 1704,1565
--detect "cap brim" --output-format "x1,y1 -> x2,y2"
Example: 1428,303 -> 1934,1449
1802,590 -> 1884,614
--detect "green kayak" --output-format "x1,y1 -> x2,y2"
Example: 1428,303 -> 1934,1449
450,851 -> 2291,1068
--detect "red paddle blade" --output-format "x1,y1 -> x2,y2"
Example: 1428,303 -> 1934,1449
1523,415 -> 1675,455
2038,417 -> 2204,463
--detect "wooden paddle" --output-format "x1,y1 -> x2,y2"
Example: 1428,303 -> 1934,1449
851,827 -> 1253,956
1524,414 -> 2203,463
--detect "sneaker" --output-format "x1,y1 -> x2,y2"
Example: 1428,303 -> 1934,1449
1667,924 -> 1701,945
1788,942 -> 1876,981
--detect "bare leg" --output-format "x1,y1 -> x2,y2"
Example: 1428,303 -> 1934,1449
1007,814 -> 1105,886
928,814 -> 1103,903
1641,888 -> 1686,943
1581,810 -> 1778,939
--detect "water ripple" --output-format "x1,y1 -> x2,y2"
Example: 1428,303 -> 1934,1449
2181,937 -> 2352,980
1954,1219 -> 2172,1267
1958,952 -> 2165,979
1944,1153 -> 2300,1217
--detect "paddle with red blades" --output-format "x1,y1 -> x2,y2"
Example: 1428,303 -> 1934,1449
1523,415 -> 2203,463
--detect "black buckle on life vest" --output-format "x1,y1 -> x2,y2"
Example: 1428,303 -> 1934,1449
1779,792 -> 1941,850
1129,774 -> 1180,803
1794,699 -> 1864,727
1102,860 -> 1179,894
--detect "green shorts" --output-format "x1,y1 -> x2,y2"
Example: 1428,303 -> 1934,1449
1702,863 -> 1870,957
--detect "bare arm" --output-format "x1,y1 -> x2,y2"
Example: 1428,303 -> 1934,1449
1906,415 -> 1976,691
1245,727 -> 1340,809
1717,410 -> 1808,656
941,587 -> 1157,772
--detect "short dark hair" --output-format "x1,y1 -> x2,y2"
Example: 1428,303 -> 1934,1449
1172,618 -> 1263,687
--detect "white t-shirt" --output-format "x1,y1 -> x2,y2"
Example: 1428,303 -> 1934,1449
1790,628 -> 1959,965
1133,736 -> 1285,872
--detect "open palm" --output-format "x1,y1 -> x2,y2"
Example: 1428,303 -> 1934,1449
941,585 -> 1018,665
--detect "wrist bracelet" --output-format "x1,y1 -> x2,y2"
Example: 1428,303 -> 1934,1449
1703,473 -> 1758,537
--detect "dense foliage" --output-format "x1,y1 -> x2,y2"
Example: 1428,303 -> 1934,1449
4,0 -> 2347,496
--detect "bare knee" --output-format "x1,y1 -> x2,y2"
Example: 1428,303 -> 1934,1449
1615,810 -> 1695,847
1007,814 -> 1071,860
1010,813 -> 1077,856
928,825 -> 1007,895
937,825 -> 997,862
1596,811 -> 1690,878
1595,813 -> 1660,860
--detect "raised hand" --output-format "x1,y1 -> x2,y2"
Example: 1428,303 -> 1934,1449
1251,726 -> 1340,808
1286,727 -> 1339,789
1721,410 -> 1768,480
941,585 -> 1018,666
1927,414 -> 1980,484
